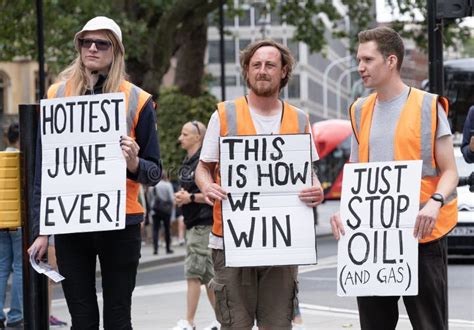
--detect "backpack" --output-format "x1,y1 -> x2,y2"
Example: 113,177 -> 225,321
152,186 -> 173,215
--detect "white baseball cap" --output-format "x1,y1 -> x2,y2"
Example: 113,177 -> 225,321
74,16 -> 124,54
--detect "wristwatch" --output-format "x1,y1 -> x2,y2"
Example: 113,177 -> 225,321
190,193 -> 195,203
430,193 -> 445,207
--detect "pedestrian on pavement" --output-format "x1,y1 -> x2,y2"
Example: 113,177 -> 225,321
28,16 -> 161,330
0,122 -> 23,329
173,120 -> 219,330
461,105 -> 474,163
150,173 -> 175,255
330,26 -> 458,330
195,39 -> 324,330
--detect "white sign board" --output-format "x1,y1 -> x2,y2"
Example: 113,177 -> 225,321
220,134 -> 317,267
40,93 -> 127,235
337,160 -> 422,296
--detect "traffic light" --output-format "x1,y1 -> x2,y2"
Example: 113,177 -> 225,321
437,0 -> 473,19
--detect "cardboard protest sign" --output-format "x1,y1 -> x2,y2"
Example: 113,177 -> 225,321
40,93 -> 127,235
220,134 -> 317,267
337,160 -> 422,296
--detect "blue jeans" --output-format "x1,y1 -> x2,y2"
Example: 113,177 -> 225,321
0,230 -> 23,323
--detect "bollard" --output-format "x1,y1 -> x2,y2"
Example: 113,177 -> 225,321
19,104 -> 49,330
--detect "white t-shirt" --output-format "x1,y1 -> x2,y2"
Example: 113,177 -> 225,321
200,106 -> 320,249
201,108 -> 319,162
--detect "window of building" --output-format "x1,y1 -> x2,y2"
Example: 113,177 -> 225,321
208,40 -> 236,64
224,11 -> 235,27
254,6 -> 269,27
239,39 -> 251,52
270,9 -> 281,26
209,75 -> 237,87
273,38 -> 283,45
288,74 -> 300,99
288,40 -> 299,61
0,73 -> 6,115
239,9 -> 251,26
208,7 -> 235,27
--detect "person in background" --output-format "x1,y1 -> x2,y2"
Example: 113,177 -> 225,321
28,16 -> 161,329
173,121 -> 219,330
150,173 -> 175,255
0,122 -> 23,329
461,105 -> 474,163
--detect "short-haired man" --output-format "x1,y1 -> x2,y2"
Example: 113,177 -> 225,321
196,40 -> 324,329
330,26 -> 458,330
173,121 -> 218,330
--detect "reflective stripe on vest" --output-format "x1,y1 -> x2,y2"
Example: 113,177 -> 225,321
212,96 -> 309,237
349,88 -> 457,243
351,90 -> 440,178
47,80 -> 152,215
221,97 -> 308,136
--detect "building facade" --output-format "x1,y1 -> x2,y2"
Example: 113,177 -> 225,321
0,59 -> 41,148
205,1 -> 366,122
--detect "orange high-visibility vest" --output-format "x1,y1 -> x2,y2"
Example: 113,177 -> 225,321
212,96 -> 310,237
47,80 -> 152,215
349,87 -> 457,243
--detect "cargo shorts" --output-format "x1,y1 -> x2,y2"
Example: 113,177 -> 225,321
184,225 -> 214,284
209,249 -> 299,329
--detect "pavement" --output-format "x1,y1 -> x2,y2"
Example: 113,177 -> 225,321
47,205 -> 338,329
20,202 -> 474,329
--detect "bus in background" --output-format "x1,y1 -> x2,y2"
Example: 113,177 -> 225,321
312,119 -> 352,200
444,58 -> 474,133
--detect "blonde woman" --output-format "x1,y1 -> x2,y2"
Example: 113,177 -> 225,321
28,16 -> 161,329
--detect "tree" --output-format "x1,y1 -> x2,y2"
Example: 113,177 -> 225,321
1,0 -> 471,98
0,0 -> 375,97
385,0 -> 472,51
156,87 -> 216,177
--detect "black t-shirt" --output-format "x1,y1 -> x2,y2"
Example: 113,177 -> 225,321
178,148 -> 213,229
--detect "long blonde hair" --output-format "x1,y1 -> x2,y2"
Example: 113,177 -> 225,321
58,30 -> 126,95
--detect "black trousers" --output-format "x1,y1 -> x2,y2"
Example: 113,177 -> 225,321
152,211 -> 171,253
55,224 -> 142,330
357,237 -> 448,330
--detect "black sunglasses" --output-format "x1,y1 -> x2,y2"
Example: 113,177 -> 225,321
191,121 -> 201,135
78,38 -> 112,51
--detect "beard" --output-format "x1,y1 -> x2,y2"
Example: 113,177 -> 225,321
248,76 -> 280,97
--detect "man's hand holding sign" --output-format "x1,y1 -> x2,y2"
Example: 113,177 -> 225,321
214,134 -> 323,267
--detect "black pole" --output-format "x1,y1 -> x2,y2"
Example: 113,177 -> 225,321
428,0 -> 444,95
219,0 -> 226,101
36,0 -> 45,99
20,104 -> 49,330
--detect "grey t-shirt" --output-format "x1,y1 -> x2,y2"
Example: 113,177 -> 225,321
350,86 -> 451,162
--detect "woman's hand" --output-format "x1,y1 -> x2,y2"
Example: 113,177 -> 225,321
27,235 -> 49,262
120,135 -> 140,173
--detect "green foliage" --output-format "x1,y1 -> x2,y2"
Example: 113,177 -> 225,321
156,87 -> 216,179
385,0 -> 472,53
224,0 -> 374,54
462,37 -> 474,57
